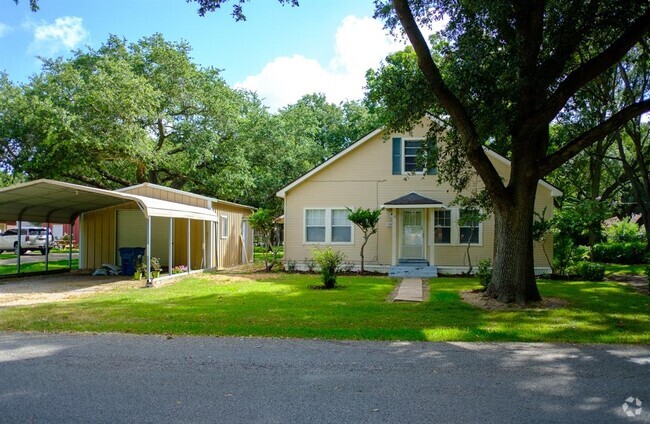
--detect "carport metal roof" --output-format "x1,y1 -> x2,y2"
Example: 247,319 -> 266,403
0,179 -> 219,224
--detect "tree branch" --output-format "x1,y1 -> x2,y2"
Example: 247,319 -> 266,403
536,10 -> 650,126
539,99 -> 650,175
392,0 -> 507,199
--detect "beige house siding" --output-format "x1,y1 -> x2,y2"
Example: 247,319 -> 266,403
282,121 -> 556,271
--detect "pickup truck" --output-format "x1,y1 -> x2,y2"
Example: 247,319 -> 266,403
0,227 -> 56,255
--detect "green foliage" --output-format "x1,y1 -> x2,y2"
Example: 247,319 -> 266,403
346,207 -> 383,274
592,241 -> 647,264
346,207 -> 382,231
476,259 -> 492,290
605,218 -> 643,243
311,247 -> 346,289
570,262 -> 605,281
248,208 -> 281,271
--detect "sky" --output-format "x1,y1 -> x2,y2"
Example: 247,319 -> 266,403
0,0 -> 423,111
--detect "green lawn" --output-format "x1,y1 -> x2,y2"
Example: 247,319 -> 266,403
0,273 -> 648,343
0,259 -> 79,276
603,263 -> 647,276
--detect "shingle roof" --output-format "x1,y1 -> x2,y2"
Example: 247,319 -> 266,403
383,192 -> 443,206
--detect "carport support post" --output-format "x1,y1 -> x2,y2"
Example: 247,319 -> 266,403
68,221 -> 74,270
202,221 -> 206,269
146,216 -> 152,287
17,220 -> 22,274
45,222 -> 49,272
187,219 -> 191,274
169,218 -> 173,276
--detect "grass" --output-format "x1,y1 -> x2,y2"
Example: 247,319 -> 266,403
0,259 -> 79,276
0,273 -> 648,343
603,263 -> 646,276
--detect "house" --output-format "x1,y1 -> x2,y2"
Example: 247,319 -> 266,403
0,180 -> 255,278
277,120 -> 560,275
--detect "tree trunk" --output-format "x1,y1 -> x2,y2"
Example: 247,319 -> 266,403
485,180 -> 541,304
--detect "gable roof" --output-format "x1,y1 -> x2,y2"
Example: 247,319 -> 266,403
276,128 -> 383,198
382,192 -> 445,208
276,126 -> 563,198
118,182 -> 256,211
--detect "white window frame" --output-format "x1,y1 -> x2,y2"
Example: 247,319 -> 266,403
220,215 -> 229,239
304,208 -> 354,245
433,209 -> 452,244
432,208 -> 483,246
458,208 -> 483,246
403,138 -> 425,174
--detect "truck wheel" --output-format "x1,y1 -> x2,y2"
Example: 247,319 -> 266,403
13,243 -> 21,255
40,248 -> 46,255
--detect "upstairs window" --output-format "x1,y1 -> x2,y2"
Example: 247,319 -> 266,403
403,140 -> 424,173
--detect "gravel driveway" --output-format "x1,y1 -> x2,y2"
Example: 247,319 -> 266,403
0,272 -> 139,307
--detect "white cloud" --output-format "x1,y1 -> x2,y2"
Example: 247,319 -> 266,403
0,23 -> 11,38
236,15 -> 445,111
236,15 -> 404,111
27,16 -> 88,56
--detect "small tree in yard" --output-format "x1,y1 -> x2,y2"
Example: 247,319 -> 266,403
346,207 -> 383,274
312,247 -> 346,289
452,192 -> 492,275
248,208 -> 280,271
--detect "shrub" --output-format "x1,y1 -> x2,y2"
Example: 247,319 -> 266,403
476,258 -> 492,289
571,261 -> 605,281
592,241 -> 646,264
311,247 -> 346,289
646,264 -> 650,296
605,218 -> 643,243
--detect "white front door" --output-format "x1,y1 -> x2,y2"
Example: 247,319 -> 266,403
401,209 -> 424,259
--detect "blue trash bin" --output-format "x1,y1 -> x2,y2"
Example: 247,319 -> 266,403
119,247 -> 135,275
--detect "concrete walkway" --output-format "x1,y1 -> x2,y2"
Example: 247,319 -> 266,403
394,278 -> 423,302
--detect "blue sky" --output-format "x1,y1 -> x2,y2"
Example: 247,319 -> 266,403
1,0 -> 419,110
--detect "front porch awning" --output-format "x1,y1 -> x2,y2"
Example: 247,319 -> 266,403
381,192 -> 446,209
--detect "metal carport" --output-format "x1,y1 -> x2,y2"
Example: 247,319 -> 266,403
0,179 -> 218,283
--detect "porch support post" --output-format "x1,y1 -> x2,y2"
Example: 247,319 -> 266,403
169,217 -> 173,275
146,216 -> 152,287
16,220 -> 22,273
187,219 -> 191,273
391,210 -> 397,266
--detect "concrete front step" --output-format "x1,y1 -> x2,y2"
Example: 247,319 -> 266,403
389,265 -> 438,278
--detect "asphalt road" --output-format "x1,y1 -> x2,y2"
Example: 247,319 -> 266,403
0,333 -> 648,423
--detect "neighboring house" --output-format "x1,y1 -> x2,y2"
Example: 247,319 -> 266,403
277,119 -> 561,275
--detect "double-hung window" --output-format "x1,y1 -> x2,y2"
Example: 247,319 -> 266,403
305,208 -> 352,243
305,209 -> 326,242
459,209 -> 480,244
434,210 -> 451,244
403,140 -> 424,173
